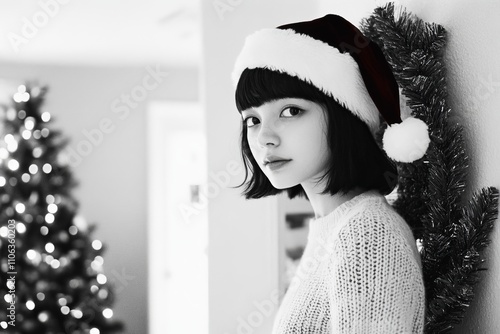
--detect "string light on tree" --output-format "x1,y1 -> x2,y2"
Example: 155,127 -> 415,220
16,222 -> 26,234
21,173 -> 31,182
16,109 -> 26,119
103,308 -> 113,319
26,300 -> 35,311
96,273 -> 107,285
40,226 -> 49,235
4,134 -> 18,152
15,202 -> 25,213
47,203 -> 58,213
45,242 -> 55,253
42,163 -> 52,174
0,227 -> 8,237
37,292 -> 45,301
91,256 -> 104,271
92,239 -> 103,250
24,116 -> 36,130
7,159 -> 19,171
41,111 -> 51,122
13,84 -> 30,103
0,148 -> 8,160
22,129 -> 32,140
33,147 -> 43,158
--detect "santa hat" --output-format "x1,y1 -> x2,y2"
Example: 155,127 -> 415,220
231,14 -> 430,163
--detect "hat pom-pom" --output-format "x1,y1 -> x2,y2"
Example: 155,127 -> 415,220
382,117 -> 430,163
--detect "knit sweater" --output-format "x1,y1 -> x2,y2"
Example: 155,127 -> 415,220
272,190 -> 425,333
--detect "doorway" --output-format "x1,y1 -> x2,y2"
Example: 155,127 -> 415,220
147,101 -> 208,334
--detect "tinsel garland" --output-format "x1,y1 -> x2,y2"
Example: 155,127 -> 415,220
361,3 -> 499,333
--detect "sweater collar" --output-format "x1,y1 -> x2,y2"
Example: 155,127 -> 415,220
307,189 -> 382,241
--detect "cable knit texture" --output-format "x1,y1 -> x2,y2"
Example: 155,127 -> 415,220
272,190 -> 425,333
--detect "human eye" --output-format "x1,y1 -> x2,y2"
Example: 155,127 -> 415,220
280,106 -> 304,118
243,116 -> 260,128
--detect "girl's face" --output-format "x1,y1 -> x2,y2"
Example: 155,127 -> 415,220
241,98 -> 330,191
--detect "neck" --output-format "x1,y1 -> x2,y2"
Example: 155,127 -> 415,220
301,181 -> 365,219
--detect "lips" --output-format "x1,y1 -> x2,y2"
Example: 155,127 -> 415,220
263,155 -> 291,171
265,159 -> 291,171
264,159 -> 291,166
263,155 -> 291,166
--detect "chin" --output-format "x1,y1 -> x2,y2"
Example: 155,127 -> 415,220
268,178 -> 298,190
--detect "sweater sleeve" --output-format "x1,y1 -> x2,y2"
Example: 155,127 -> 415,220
328,211 -> 424,334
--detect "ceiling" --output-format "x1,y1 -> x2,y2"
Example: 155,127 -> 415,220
0,0 -> 201,67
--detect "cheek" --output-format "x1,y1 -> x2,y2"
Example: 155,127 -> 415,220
296,125 -> 329,162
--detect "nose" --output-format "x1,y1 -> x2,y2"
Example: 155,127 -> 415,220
257,120 -> 280,147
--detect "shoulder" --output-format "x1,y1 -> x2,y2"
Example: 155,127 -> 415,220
335,192 -> 421,267
328,192 -> 426,333
340,192 -> 414,241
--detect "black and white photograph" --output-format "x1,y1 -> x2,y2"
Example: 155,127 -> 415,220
0,0 -> 499,333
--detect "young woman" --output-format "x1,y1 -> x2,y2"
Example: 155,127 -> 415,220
231,14 -> 429,333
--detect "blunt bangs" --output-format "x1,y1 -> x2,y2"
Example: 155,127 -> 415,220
235,68 -> 328,112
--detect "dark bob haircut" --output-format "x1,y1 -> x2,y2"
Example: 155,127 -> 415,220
234,67 -> 397,200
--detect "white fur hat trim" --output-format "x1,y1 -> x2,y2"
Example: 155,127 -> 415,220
232,28 -> 381,134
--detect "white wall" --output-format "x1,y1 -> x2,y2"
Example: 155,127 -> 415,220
0,62 -> 199,334
395,1 -> 500,333
201,1 -> 320,333
318,0 -> 388,27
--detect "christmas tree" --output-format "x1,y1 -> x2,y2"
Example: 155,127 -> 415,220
361,3 -> 499,333
0,84 -> 123,333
